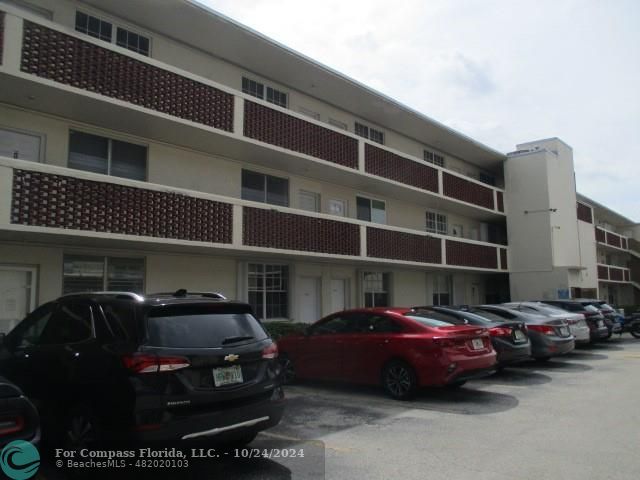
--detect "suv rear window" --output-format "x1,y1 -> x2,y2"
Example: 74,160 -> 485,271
145,304 -> 268,348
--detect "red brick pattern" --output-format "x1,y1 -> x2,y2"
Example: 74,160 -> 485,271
629,238 -> 640,255
0,12 -> 5,65
443,173 -> 495,210
500,248 -> 508,270
20,22 -> 234,131
496,191 -> 504,213
605,231 -> 622,248
366,228 -> 441,264
576,202 -> 593,223
243,207 -> 359,256
11,170 -> 233,243
446,240 -> 498,269
609,267 -> 623,282
364,144 -> 439,193
595,228 -> 606,243
597,265 -> 609,280
244,101 -> 358,169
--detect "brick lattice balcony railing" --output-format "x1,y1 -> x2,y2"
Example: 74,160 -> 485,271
11,169 -> 233,243
20,21 -> 234,131
595,227 -> 606,243
364,144 -> 439,193
576,202 -> 593,223
605,231 -> 622,249
242,207 -> 360,256
597,265 -> 609,280
442,172 -> 495,210
500,248 -> 508,270
496,191 -> 504,213
366,228 -> 442,264
445,240 -> 498,269
609,267 -> 624,282
244,101 -> 358,169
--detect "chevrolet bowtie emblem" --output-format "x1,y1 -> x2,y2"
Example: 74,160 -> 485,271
224,354 -> 239,362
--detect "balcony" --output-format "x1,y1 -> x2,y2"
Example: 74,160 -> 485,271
0,157 -> 508,272
595,226 -> 628,252
0,9 -> 505,220
597,264 -> 631,283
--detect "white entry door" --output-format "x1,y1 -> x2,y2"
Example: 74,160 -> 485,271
299,277 -> 320,323
330,278 -> 347,314
0,266 -> 37,334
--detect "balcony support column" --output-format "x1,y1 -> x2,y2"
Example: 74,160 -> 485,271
358,140 -> 365,172
2,13 -> 22,72
441,238 -> 447,265
360,225 -> 367,257
437,170 -> 443,195
0,165 -> 12,225
232,204 -> 243,247
233,96 -> 244,136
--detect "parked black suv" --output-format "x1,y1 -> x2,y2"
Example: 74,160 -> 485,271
0,291 -> 285,447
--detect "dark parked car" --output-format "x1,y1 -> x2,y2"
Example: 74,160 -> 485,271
414,306 -> 532,367
573,299 -> 623,336
0,291 -> 285,448
0,376 -> 40,447
541,300 -> 609,342
470,305 -> 575,361
277,307 -> 497,400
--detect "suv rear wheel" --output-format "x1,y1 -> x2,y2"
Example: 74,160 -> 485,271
279,354 -> 296,384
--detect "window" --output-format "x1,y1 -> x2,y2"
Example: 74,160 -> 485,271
354,122 -> 384,144
424,149 -> 445,167
248,264 -> 289,320
39,302 -> 93,345
6,304 -> 54,349
363,272 -> 390,308
479,172 -> 496,186
329,199 -> 347,217
0,127 -> 43,162
116,27 -> 150,56
433,274 -> 452,306
63,255 -> 144,294
68,131 -> 147,181
299,190 -> 320,212
266,87 -> 288,108
426,211 -> 447,234
298,107 -> 320,120
101,302 -> 137,342
241,170 -> 289,206
357,196 -> 386,224
75,11 -> 112,42
242,77 -> 288,108
328,118 -> 348,130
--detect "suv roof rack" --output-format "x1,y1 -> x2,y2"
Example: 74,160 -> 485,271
62,291 -> 145,301
149,289 -> 227,300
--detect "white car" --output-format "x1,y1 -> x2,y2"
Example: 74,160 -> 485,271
502,302 -> 591,344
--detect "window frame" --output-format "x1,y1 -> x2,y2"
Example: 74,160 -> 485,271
62,255 -> 146,295
0,125 -> 46,163
242,76 -> 288,108
75,10 -> 151,56
356,196 -> 386,224
432,274 -> 453,306
423,149 -> 445,167
241,169 -> 290,207
362,272 -> 391,308
426,210 -> 448,235
354,122 -> 385,145
68,130 -> 148,181
247,263 -> 289,320
298,190 -> 321,213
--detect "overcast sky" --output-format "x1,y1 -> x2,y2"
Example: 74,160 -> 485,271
204,0 -> 639,222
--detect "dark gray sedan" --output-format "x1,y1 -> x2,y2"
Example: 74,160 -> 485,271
471,305 -> 575,361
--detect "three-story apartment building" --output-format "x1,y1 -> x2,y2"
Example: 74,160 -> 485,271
0,0 -> 511,332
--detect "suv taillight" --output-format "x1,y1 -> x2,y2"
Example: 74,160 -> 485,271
0,415 -> 24,436
489,327 -> 511,337
262,343 -> 278,359
122,353 -> 190,374
527,324 -> 556,336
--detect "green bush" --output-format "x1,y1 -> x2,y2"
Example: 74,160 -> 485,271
263,321 -> 309,340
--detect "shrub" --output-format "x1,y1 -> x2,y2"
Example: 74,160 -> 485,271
263,321 -> 309,340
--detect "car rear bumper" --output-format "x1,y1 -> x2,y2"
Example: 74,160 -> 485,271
493,340 -> 532,366
131,387 -> 285,444
589,326 -> 610,341
447,366 -> 497,384
426,351 -> 497,386
530,336 -> 575,358
569,325 -> 591,343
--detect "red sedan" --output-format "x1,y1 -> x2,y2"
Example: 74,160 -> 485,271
277,308 -> 497,399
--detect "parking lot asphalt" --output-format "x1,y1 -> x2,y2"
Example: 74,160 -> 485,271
40,337 -> 640,479
264,336 -> 640,480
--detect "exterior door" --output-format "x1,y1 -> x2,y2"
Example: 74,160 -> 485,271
0,127 -> 42,161
0,266 -> 37,334
330,278 -> 347,313
298,277 -> 320,323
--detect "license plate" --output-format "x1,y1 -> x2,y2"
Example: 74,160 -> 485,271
471,338 -> 484,350
514,330 -> 525,341
213,365 -> 243,387
560,327 -> 569,336
597,320 -> 604,328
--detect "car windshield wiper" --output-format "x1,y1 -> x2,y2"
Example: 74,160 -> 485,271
221,335 -> 254,345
